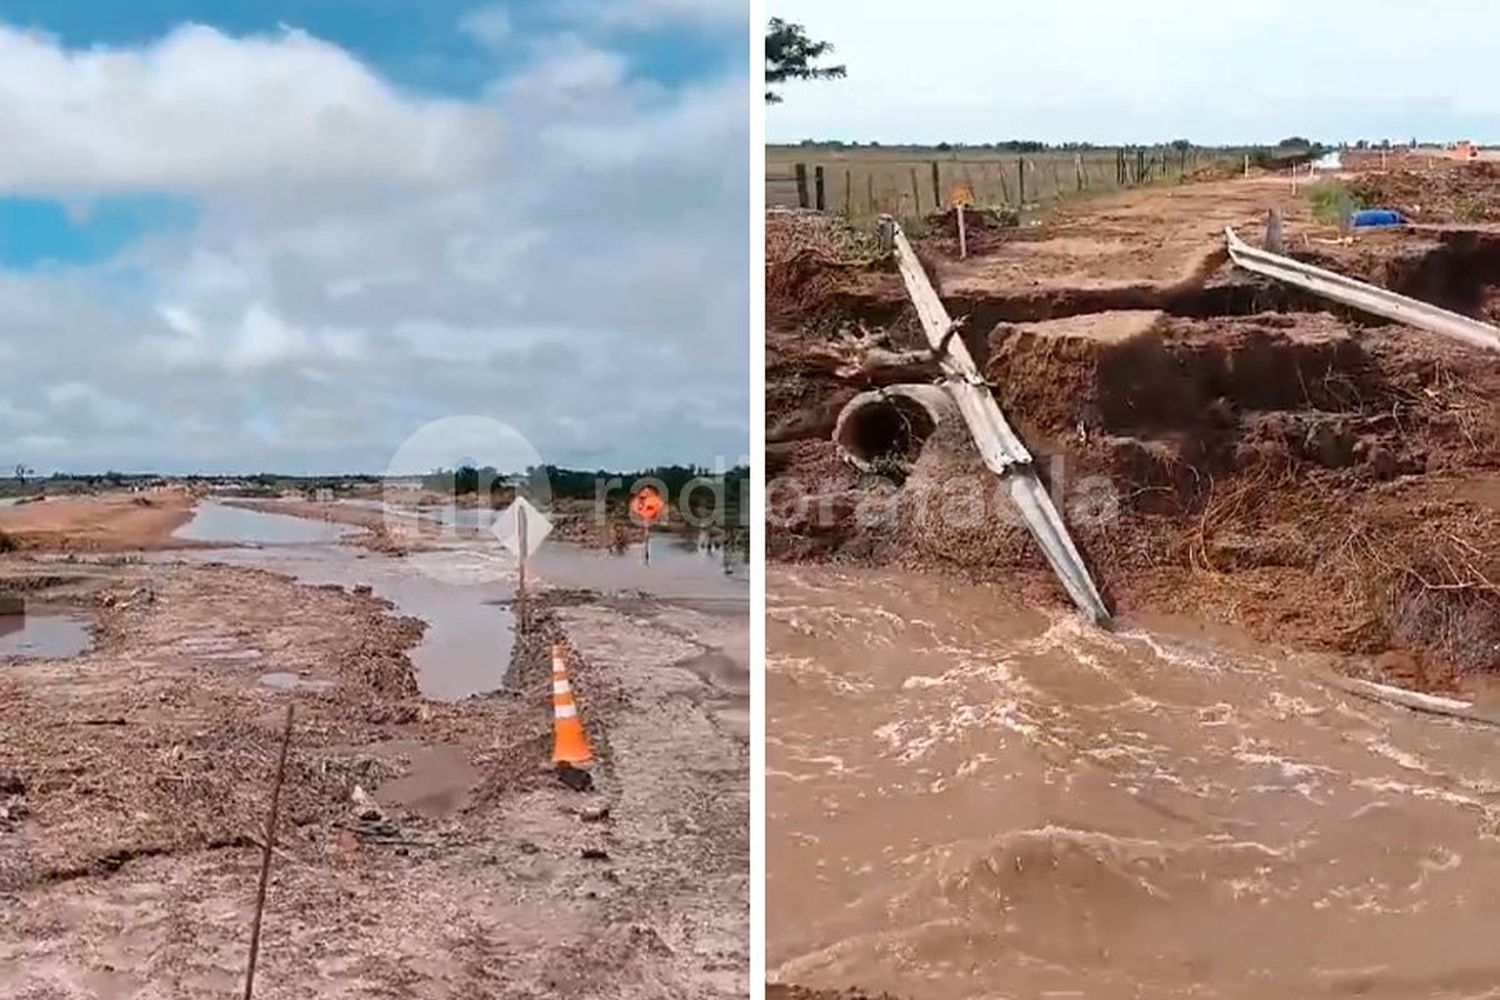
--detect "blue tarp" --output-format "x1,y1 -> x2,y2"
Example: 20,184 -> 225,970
1351,208 -> 1407,228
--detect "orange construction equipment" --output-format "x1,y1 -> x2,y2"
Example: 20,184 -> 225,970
550,644 -> 593,766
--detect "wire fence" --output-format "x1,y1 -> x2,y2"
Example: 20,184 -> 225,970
767,147 -> 1220,218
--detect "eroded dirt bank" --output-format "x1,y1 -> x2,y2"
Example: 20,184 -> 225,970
0,545 -> 747,996
0,489 -> 197,552
767,181 -> 1500,694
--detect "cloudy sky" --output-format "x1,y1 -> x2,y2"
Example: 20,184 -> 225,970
768,0 -> 1500,146
0,0 -> 747,475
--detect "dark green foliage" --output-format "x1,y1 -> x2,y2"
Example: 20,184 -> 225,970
766,18 -> 845,103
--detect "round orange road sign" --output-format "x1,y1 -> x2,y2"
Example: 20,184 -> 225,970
630,487 -> 665,524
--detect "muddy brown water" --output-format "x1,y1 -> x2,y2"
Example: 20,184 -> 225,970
160,502 -> 746,701
174,500 -> 352,544
0,614 -> 92,659
768,564 -> 1500,999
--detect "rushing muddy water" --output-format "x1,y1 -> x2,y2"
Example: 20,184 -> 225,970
0,614 -> 92,659
768,564 -> 1500,999
161,502 -> 746,700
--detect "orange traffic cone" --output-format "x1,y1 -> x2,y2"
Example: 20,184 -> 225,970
551,644 -> 593,767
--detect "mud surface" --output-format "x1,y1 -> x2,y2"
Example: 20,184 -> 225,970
767,169 -> 1500,690
768,564 -> 1500,999
768,166 -> 1500,998
0,489 -> 195,552
0,503 -> 747,995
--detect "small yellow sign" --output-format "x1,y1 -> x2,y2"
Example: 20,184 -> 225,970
950,185 -> 973,207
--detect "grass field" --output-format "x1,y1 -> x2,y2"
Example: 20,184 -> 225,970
768,144 -> 1237,218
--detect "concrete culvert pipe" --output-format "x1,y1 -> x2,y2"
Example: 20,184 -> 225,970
833,384 -> 956,473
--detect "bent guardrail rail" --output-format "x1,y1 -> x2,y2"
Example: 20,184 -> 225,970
884,218 -> 1111,624
1225,226 -> 1500,353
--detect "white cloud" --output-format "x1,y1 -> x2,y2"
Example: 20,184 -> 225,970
0,23 -> 502,196
490,35 -> 631,110
0,18 -> 748,474
460,5 -> 512,49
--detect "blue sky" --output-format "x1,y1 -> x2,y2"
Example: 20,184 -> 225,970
767,0 -> 1500,146
0,0 -> 748,474
0,0 -> 739,94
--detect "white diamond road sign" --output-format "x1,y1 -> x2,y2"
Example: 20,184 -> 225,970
491,496 -> 552,558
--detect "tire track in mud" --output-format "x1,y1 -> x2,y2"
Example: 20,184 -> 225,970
768,564 -> 1500,999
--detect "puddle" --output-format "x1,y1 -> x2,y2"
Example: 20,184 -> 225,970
372,741 -> 480,819
532,535 -> 748,599
174,501 -> 351,545
0,614 -> 92,659
163,543 -> 517,701
259,672 -> 336,694
154,501 -> 746,702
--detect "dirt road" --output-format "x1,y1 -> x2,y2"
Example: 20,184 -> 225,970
1,503 -> 747,997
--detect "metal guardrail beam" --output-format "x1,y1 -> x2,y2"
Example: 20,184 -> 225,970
1225,226 -> 1500,353
885,219 -> 1111,624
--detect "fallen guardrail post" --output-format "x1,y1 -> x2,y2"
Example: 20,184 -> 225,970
1225,226 -> 1500,353
883,217 -> 1111,624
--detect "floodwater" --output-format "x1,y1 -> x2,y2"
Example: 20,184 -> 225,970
0,614 -> 92,659
767,564 -> 1500,999
175,501 -> 351,545
161,501 -> 747,701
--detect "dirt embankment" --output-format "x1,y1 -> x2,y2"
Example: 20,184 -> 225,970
0,489 -> 197,553
1348,161 -> 1500,223
766,197 -> 1500,694
0,555 -> 747,996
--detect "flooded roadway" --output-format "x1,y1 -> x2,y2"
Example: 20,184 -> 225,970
163,501 -> 746,700
768,565 -> 1500,999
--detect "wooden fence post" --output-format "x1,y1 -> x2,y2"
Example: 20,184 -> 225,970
930,161 -> 942,211
909,166 -> 921,215
1075,153 -> 1084,191
794,163 -> 809,209
866,173 -> 875,214
814,165 -> 825,211
844,169 -> 852,214
1017,156 -> 1025,205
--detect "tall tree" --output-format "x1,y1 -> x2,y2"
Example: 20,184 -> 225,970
765,18 -> 845,103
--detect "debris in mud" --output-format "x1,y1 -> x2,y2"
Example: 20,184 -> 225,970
925,203 -> 1019,257
557,762 -> 595,792
0,771 -> 26,831
1348,164 -> 1500,223
581,846 -> 610,861
766,187 -> 1500,691
350,784 -> 383,821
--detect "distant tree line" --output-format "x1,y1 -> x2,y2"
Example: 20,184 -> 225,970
423,463 -> 750,527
